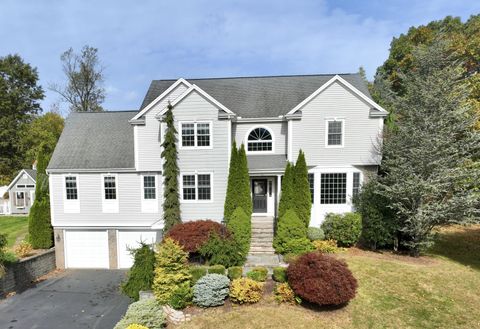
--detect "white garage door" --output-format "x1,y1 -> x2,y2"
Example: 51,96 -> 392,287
117,230 -> 157,268
65,230 -> 109,268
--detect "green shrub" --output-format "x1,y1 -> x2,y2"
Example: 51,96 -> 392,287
313,239 -> 339,253
152,238 -> 191,305
114,299 -> 166,329
246,267 -> 268,282
273,210 -> 307,254
353,180 -> 397,250
226,207 -> 251,258
189,266 -> 208,285
283,238 -> 315,255
307,227 -> 325,241
227,266 -> 243,280
208,264 -> 226,275
169,283 -> 192,309
321,212 -> 362,247
229,278 -> 264,304
193,273 -> 230,307
199,233 -> 245,267
274,282 -> 299,304
272,267 -> 287,283
0,234 -> 7,249
282,253 -> 299,264
121,243 -> 156,301
293,150 -> 312,227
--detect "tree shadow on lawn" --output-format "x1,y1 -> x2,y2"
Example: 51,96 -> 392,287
427,225 -> 480,271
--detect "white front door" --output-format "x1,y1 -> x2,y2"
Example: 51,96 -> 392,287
64,230 -> 109,268
117,230 -> 157,268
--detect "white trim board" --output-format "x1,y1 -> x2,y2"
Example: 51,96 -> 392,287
287,75 -> 388,116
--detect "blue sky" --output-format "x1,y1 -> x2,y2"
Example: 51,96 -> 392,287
0,0 -> 478,113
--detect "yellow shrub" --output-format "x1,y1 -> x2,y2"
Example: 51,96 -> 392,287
13,241 -> 33,258
126,324 -> 149,329
229,278 -> 263,304
274,282 -> 299,304
312,239 -> 338,253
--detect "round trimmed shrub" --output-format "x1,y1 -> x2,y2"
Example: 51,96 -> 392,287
274,282 -> 298,304
228,266 -> 243,280
166,220 -> 229,253
193,273 -> 230,307
312,239 -> 338,253
189,266 -> 208,285
321,212 -> 362,247
307,227 -> 325,241
208,264 -> 226,275
273,209 -> 307,254
272,267 -> 287,283
287,252 -> 357,306
114,299 -> 166,329
229,278 -> 264,304
283,238 -> 315,255
246,267 -> 268,282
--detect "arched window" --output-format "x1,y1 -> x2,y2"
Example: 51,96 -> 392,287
247,127 -> 273,152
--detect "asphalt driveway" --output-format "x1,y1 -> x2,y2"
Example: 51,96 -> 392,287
0,270 -> 131,329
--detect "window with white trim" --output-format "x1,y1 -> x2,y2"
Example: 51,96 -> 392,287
247,127 -> 273,152
352,172 -> 361,198
181,122 -> 211,148
143,176 -> 156,199
327,120 -> 343,146
182,174 -> 211,201
320,173 -> 346,204
308,173 -> 314,203
15,192 -> 25,207
104,175 -> 117,200
65,176 -> 78,200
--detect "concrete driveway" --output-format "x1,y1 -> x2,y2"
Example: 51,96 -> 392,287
0,270 -> 131,329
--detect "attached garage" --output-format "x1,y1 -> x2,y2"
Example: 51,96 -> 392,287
64,230 -> 109,269
117,230 -> 157,268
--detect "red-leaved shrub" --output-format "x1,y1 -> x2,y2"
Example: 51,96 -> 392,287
287,252 -> 357,306
166,220 -> 229,253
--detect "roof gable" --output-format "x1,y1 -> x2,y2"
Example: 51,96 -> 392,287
6,169 -> 36,191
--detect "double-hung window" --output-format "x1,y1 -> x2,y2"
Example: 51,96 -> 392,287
104,175 -> 117,200
15,192 -> 25,207
65,176 -> 78,200
320,173 -> 347,204
326,119 -> 344,147
143,176 -> 156,199
182,174 -> 212,201
181,122 -> 211,148
352,172 -> 361,198
308,173 -> 314,203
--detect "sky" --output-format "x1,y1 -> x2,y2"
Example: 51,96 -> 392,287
0,0 -> 479,114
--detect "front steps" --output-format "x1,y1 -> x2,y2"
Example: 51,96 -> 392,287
246,216 -> 281,268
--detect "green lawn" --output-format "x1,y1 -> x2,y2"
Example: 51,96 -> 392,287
178,225 -> 480,329
0,216 -> 29,248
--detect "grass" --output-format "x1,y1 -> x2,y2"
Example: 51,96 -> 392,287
0,216 -> 29,247
177,225 -> 480,329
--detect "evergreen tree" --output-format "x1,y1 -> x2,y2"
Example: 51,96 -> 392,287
277,162 -> 294,220
28,143 -> 53,249
223,141 -> 239,223
161,105 -> 181,232
378,40 -> 480,255
293,150 -> 311,227
237,144 -> 252,217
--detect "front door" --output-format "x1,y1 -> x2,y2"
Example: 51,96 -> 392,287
252,179 -> 268,213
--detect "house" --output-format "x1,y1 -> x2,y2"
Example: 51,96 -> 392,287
0,186 -> 9,215
3,169 -> 37,215
47,73 -> 387,269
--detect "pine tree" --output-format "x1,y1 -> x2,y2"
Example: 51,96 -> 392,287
161,105 -> 181,232
223,141 -> 239,223
277,162 -> 294,220
28,143 -> 53,249
237,144 -> 252,217
293,150 -> 311,227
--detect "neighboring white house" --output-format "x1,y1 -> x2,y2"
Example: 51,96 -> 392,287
0,186 -> 9,215
47,73 -> 387,269
3,169 -> 37,215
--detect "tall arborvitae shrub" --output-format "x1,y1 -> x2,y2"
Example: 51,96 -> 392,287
161,105 -> 181,232
277,162 -> 294,220
223,141 -> 239,223
293,150 -> 311,227
227,207 -> 251,258
28,144 -> 53,249
237,144 -> 252,217
273,210 -> 307,254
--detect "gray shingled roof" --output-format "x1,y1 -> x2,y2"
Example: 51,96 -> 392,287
247,155 -> 287,171
140,74 -> 371,118
48,111 -> 136,170
24,169 -> 37,181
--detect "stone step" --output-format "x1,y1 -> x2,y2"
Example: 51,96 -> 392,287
252,227 -> 274,232
249,247 -> 276,254
245,254 -> 281,267
251,238 -> 273,243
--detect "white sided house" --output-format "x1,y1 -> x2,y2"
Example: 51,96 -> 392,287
47,74 -> 387,269
3,169 -> 37,215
